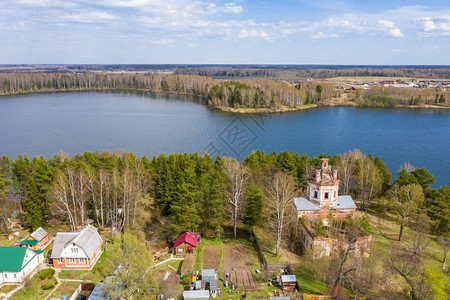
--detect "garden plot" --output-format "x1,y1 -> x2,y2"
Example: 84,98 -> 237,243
223,245 -> 258,291
202,246 -> 221,270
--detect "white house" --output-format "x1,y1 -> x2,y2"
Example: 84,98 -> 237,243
0,247 -> 44,285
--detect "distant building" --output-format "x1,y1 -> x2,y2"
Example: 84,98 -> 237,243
0,247 -> 44,285
51,225 -> 103,269
20,227 -> 52,250
183,289 -> 210,300
280,274 -> 297,291
294,159 -> 371,257
173,231 -> 199,255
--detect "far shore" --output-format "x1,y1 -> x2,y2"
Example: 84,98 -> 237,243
0,88 -> 448,113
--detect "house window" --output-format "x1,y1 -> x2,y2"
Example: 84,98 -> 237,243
14,274 -> 17,279
178,248 -> 183,252
325,192 -> 329,199
69,258 -> 76,264
71,248 -> 78,253
4,274 -> 7,279
58,258 -> 62,263
314,191 -> 318,199
80,258 -> 85,263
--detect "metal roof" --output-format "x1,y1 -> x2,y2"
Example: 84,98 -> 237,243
174,231 -> 198,248
51,225 -> 102,259
183,290 -> 210,299
51,232 -> 77,258
281,275 -> 297,283
332,196 -> 357,210
0,247 -> 39,272
21,240 -> 38,245
294,197 -> 320,211
30,227 -> 49,242
201,269 -> 216,277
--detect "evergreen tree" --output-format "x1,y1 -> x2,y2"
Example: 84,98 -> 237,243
12,154 -> 30,205
243,183 -> 263,232
32,157 -> 55,218
169,165 -> 201,235
374,156 -> 391,192
23,176 -> 44,230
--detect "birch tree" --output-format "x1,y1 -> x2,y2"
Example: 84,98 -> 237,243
266,172 -> 297,255
223,157 -> 248,239
389,184 -> 424,241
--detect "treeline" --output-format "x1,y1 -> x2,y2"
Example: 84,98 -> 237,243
175,66 -> 450,80
0,150 -> 447,237
1,72 -> 448,109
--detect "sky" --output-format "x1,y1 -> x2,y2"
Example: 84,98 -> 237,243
0,0 -> 449,64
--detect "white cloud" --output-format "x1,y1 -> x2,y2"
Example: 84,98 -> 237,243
377,20 -> 404,38
238,29 -> 271,40
150,39 -> 174,44
311,32 -> 339,39
418,16 -> 450,36
221,3 -> 243,14
62,11 -> 119,23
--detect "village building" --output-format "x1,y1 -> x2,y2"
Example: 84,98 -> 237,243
0,247 -> 44,285
20,227 -> 52,250
294,158 -> 371,257
279,274 -> 297,291
183,289 -> 210,300
173,231 -> 199,255
50,225 -> 103,269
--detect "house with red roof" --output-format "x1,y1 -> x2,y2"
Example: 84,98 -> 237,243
173,231 -> 199,255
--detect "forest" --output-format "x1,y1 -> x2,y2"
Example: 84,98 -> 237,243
0,72 -> 448,109
0,150 -> 448,298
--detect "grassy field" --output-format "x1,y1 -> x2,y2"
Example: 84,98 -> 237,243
0,284 -> 19,294
10,270 -> 56,300
365,211 -> 450,288
50,281 -> 81,299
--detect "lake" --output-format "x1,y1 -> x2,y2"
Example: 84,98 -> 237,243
0,91 -> 449,187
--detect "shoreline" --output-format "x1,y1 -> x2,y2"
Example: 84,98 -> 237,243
0,88 -> 448,113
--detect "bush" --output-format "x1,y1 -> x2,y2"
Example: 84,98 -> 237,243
41,283 -> 55,290
38,268 -> 55,280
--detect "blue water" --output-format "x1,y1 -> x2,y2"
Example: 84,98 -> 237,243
0,91 -> 449,187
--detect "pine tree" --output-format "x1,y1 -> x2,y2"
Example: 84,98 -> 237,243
243,183 -> 263,232
24,176 -> 44,230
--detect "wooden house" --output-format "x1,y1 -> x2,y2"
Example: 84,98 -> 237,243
173,231 -> 199,255
20,227 -> 51,250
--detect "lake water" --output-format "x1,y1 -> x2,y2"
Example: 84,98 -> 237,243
0,91 -> 449,187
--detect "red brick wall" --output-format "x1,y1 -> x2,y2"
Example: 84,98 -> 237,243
53,245 -> 102,269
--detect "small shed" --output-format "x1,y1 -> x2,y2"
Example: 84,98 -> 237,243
280,274 -> 297,291
183,290 -> 210,300
201,269 -> 217,283
209,279 -> 218,298
173,231 -> 199,255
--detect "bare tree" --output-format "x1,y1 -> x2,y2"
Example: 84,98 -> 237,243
51,172 -> 76,231
266,171 -> 297,255
389,184 -> 424,241
438,236 -> 449,270
223,157 -> 248,239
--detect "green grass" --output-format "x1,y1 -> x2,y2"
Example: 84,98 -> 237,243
50,281 -> 80,299
367,212 -> 450,288
59,270 -> 94,281
0,284 -> 19,293
10,271 -> 56,300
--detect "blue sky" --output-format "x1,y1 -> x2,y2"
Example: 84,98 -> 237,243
1,0 -> 449,64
